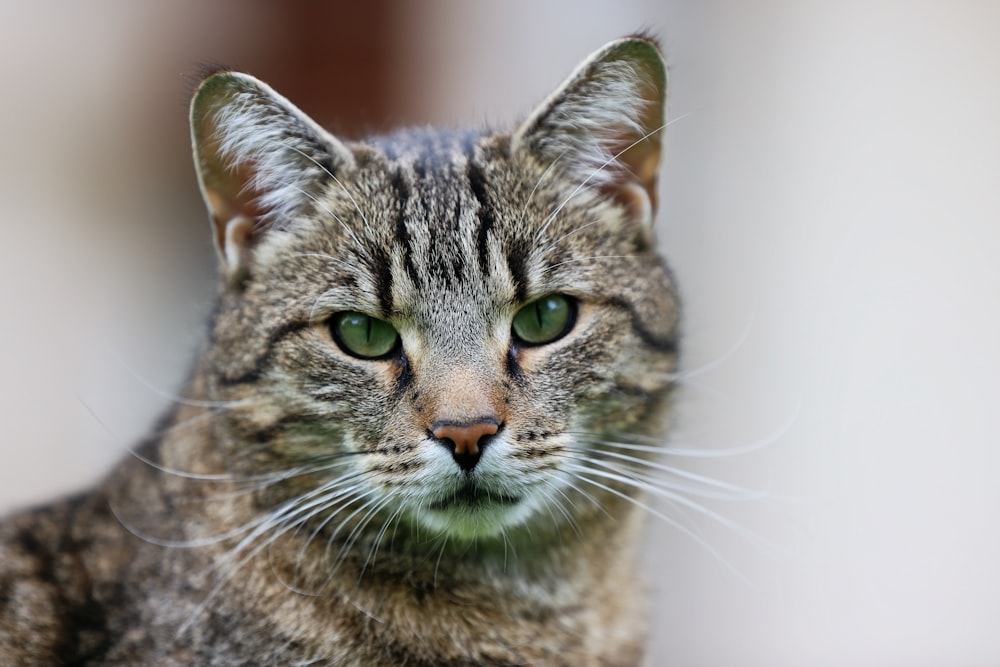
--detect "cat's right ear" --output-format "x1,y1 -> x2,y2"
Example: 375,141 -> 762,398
190,70 -> 354,287
512,36 -> 667,227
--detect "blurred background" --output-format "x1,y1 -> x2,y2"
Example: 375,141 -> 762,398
2,1 -> 999,664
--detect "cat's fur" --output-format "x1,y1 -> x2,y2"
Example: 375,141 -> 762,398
0,36 -> 678,666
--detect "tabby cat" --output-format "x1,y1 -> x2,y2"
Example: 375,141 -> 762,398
0,35 -> 679,665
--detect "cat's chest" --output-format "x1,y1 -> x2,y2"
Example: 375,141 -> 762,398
111,533 -> 642,666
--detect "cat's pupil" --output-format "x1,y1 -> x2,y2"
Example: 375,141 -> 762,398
331,312 -> 400,359
511,294 -> 576,346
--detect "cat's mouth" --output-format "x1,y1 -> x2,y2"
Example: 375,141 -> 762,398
429,483 -> 521,511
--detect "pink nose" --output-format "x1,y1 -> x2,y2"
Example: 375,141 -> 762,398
432,420 -> 499,471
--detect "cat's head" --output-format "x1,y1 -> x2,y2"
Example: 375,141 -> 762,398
189,36 -> 678,544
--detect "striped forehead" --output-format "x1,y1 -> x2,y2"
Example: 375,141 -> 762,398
368,129 -> 521,322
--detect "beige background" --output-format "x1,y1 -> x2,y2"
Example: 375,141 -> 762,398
2,1 -> 999,664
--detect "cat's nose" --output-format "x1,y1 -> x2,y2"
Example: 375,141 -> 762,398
431,419 -> 500,472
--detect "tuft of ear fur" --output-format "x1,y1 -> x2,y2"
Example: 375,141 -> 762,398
513,36 -> 667,225
190,71 -> 354,285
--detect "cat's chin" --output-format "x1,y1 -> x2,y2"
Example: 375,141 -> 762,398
427,485 -> 521,512
415,486 -> 538,540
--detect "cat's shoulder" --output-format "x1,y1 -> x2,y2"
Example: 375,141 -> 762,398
0,493 -> 123,665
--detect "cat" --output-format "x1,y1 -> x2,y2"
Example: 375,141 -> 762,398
0,35 -> 679,666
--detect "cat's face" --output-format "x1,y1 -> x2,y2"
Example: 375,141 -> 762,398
192,38 -> 678,543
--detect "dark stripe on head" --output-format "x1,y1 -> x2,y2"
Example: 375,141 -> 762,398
371,254 -> 394,317
505,348 -> 527,386
459,130 -> 478,155
601,297 -> 679,354
505,241 -> 529,303
218,321 -> 311,385
449,197 -> 466,282
391,354 -> 411,400
467,151 -> 527,301
389,169 -> 420,286
467,161 -> 495,280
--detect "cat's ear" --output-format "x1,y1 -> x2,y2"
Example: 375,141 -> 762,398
190,70 -> 354,285
513,36 -> 666,225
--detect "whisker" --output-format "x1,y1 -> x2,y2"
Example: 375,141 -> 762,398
655,299 -> 759,382
569,413 -> 797,459
360,502 -> 405,581
563,466 -> 753,586
262,138 -> 374,240
537,478 -> 585,541
145,405 -> 225,437
286,487 -> 380,594
433,532 -> 449,590
79,391 -> 360,486
269,487 -> 375,597
267,176 -> 372,262
159,452 -> 361,487
100,345 -> 247,409
176,478 -> 376,637
289,252 -> 364,274
176,460 -> 359,507
551,468 -> 614,522
541,218 -> 607,255
534,121 -> 672,242
565,446 -> 770,501
112,470 -> 368,550
516,148 -> 569,229
108,500 -> 270,550
500,527 -> 516,571
291,483 -> 373,568
335,494 -> 396,571
284,488 -> 383,592
565,461 -> 780,554
541,254 -> 637,273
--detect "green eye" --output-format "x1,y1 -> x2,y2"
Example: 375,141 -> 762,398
331,312 -> 400,359
511,294 -> 576,345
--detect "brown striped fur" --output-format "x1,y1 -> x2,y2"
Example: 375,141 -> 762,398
0,36 -> 678,665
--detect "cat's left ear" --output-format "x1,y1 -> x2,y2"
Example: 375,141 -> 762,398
513,36 -> 666,226
191,70 -> 355,286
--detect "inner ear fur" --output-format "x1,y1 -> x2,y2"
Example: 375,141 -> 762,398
513,36 -> 667,225
190,70 -> 355,285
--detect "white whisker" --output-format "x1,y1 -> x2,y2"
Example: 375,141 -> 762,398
563,466 -> 753,586
541,218 -> 607,255
262,138 -> 374,239
175,476 -> 376,637
534,121 -> 671,242
360,502 -> 405,581
569,412 -> 797,459
542,254 -> 637,273
565,461 -> 779,555
516,148 -> 570,226
267,175 -> 371,262
101,345 -> 247,409
538,478 -> 585,541
566,445 -> 770,501
657,299 -> 759,382
290,252 -> 365,273
336,494 -> 396,571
